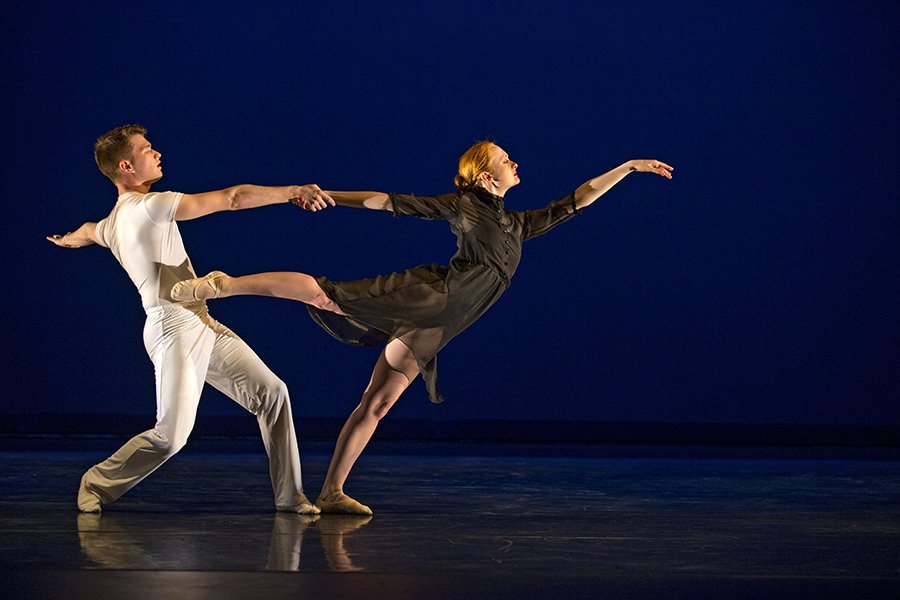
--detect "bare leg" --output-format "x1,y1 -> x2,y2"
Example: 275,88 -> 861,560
175,271 -> 345,314
317,339 -> 419,514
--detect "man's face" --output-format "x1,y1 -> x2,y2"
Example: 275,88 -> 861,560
124,134 -> 163,184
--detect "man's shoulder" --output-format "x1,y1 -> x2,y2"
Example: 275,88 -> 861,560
117,190 -> 182,201
113,190 -> 183,214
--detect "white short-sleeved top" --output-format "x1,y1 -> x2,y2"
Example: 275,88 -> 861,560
95,191 -> 197,310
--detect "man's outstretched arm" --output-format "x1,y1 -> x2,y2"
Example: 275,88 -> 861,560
47,222 -> 102,248
174,184 -> 334,221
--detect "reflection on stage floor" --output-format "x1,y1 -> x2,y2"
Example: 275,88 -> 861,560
1,443 -> 897,599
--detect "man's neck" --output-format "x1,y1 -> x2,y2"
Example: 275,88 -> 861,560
116,182 -> 153,195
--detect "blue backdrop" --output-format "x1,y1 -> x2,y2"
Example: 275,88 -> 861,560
2,1 -> 897,430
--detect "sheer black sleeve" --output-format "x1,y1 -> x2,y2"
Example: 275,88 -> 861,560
389,192 -> 461,222
522,192 -> 582,241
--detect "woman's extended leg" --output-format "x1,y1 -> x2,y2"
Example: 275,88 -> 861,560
317,338 -> 419,515
171,271 -> 343,313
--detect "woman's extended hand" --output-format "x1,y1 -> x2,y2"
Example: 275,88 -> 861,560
628,160 -> 674,179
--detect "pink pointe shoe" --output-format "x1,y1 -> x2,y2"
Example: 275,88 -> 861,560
171,271 -> 228,302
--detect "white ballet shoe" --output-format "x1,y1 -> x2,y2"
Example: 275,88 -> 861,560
277,493 -> 322,515
77,471 -> 102,513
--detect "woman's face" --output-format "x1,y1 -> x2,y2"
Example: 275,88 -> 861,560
483,144 -> 520,193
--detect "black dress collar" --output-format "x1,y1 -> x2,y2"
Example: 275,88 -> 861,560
469,187 -> 505,211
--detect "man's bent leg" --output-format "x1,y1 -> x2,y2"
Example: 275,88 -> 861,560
80,426 -> 188,510
78,306 -> 214,512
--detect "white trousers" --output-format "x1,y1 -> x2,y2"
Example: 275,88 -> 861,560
82,303 -> 305,509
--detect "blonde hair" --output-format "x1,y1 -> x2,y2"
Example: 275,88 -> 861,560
454,140 -> 496,192
94,124 -> 147,182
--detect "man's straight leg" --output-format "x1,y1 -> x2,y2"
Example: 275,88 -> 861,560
203,318 -> 307,510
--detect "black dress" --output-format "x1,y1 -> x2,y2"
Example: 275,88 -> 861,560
308,187 -> 581,403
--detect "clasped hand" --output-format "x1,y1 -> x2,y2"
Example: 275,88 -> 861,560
288,184 -> 336,212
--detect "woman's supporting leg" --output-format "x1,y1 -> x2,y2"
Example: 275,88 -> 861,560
317,339 -> 419,514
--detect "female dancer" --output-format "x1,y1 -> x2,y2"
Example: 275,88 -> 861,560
172,141 -> 673,514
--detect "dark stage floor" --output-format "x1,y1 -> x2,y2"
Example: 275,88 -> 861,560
1,442 -> 897,599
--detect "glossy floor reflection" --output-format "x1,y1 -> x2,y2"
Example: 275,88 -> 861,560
1,444 -> 897,599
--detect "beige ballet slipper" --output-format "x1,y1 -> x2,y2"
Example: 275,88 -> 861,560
316,492 -> 373,516
171,271 -> 228,302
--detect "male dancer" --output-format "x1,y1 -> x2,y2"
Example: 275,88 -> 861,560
47,124 -> 334,514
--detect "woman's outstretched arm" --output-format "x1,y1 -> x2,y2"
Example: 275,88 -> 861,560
574,159 -> 673,210
319,191 -> 392,210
